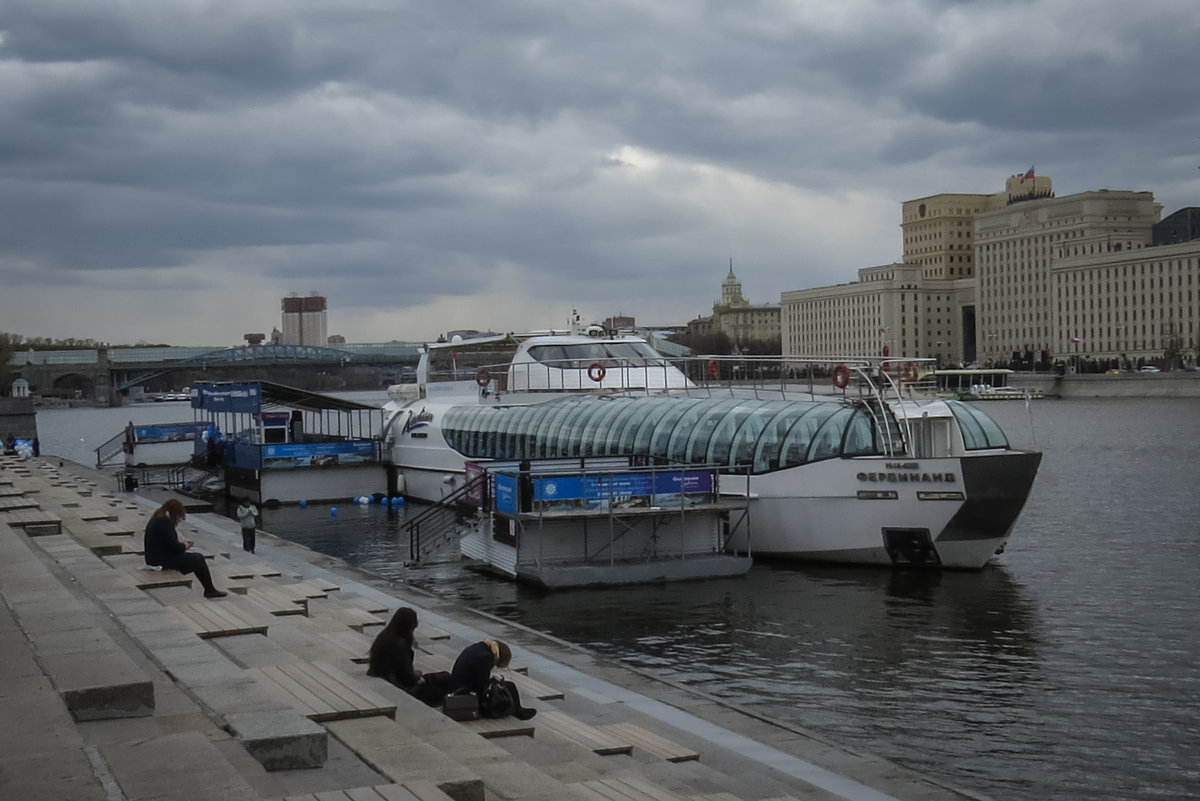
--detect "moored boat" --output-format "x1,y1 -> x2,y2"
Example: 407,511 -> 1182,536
383,328 -> 1041,569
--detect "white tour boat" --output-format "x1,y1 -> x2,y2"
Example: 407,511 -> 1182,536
382,326 -> 1042,569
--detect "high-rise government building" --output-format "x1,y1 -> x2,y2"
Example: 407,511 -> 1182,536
280,292 -> 328,347
783,171 -> 1200,370
976,179 -> 1163,368
783,187 -> 1011,365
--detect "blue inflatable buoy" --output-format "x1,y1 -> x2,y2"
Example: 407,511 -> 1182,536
330,506 -> 338,518
299,499 -> 307,508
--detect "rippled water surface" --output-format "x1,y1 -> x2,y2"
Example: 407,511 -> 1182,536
36,397 -> 1200,801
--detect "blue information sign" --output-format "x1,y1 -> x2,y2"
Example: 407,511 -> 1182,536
494,473 -> 518,515
191,382 -> 262,413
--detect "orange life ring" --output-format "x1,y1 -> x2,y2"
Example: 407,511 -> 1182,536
832,364 -> 851,389
475,367 -> 491,387
587,362 -> 607,382
903,363 -> 919,382
706,360 -> 719,379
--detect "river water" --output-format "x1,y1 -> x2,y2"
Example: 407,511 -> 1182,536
33,396 -> 1200,801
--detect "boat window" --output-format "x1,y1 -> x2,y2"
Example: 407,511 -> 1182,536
532,398 -> 578,455
807,407 -> 856,462
750,404 -> 814,471
526,345 -> 569,366
579,398 -> 628,456
665,400 -> 722,463
442,395 -> 889,470
946,401 -> 1009,450
683,399 -> 748,464
605,341 -> 664,367
704,401 -> 768,465
777,406 -> 838,466
629,399 -> 681,455
841,408 -> 879,456
728,407 -> 773,467
604,398 -> 647,452
511,404 -> 549,459
648,400 -> 702,457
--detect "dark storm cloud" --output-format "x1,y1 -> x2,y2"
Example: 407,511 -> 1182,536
1,0 -> 1198,343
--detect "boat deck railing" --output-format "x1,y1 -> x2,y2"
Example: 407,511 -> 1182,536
426,353 -> 938,402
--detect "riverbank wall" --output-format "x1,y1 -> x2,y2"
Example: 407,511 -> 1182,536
1010,371 -> 1200,399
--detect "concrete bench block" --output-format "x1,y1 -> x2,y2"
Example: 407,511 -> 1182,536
225,709 -> 328,771
41,649 -> 155,721
60,679 -> 155,721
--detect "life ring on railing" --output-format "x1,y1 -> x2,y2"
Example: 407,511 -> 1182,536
832,364 -> 851,389
587,362 -> 607,382
475,367 -> 491,387
903,363 -> 919,382
706,360 -> 719,379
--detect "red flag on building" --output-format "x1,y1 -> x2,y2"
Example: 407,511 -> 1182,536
1020,165 -> 1035,183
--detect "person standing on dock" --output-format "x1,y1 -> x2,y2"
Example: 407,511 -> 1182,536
143,499 -> 226,599
235,498 -> 259,554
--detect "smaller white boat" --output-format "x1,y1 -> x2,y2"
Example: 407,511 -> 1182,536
931,369 -> 1043,401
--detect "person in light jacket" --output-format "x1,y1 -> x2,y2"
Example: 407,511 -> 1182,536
235,498 -> 258,553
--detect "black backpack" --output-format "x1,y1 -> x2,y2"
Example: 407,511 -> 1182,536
479,677 -> 515,718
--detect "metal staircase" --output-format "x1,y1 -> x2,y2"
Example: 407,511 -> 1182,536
401,472 -> 488,563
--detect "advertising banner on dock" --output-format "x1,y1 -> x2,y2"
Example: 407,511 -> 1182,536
190,383 -> 262,413
233,440 -> 378,469
534,470 -> 712,503
491,467 -> 714,515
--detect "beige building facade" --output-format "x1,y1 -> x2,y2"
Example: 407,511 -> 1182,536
711,264 -> 780,349
1049,238 -> 1200,367
976,181 -> 1164,367
780,263 -> 973,365
781,172 -> 1200,371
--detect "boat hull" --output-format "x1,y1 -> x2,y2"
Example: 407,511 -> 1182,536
722,450 -> 1042,569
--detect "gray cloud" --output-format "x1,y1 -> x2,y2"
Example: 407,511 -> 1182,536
1,0 -> 1198,344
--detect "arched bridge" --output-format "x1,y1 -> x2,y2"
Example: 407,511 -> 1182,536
12,342 -> 422,403
113,344 -> 363,391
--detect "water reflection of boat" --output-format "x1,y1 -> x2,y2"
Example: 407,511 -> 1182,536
382,324 -> 1042,569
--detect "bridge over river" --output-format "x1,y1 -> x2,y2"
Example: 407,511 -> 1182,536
11,342 -> 422,405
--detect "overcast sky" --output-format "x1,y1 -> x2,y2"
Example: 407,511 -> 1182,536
3,0 -> 1199,347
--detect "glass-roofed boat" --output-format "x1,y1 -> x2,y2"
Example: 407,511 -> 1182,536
382,327 -> 1042,569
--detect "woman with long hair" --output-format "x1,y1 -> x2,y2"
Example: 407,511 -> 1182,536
368,607 -> 449,705
143,499 -> 226,599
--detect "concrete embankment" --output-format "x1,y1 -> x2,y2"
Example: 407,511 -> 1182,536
1011,371 -> 1200,399
1,453 -> 993,801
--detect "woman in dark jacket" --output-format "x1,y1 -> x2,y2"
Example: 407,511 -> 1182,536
143,499 -> 226,598
368,607 -> 422,688
368,607 -> 449,705
450,639 -> 535,719
450,639 -> 511,695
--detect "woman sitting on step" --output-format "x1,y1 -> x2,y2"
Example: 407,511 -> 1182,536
368,607 -> 449,706
143,499 -> 226,599
450,639 -> 536,720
